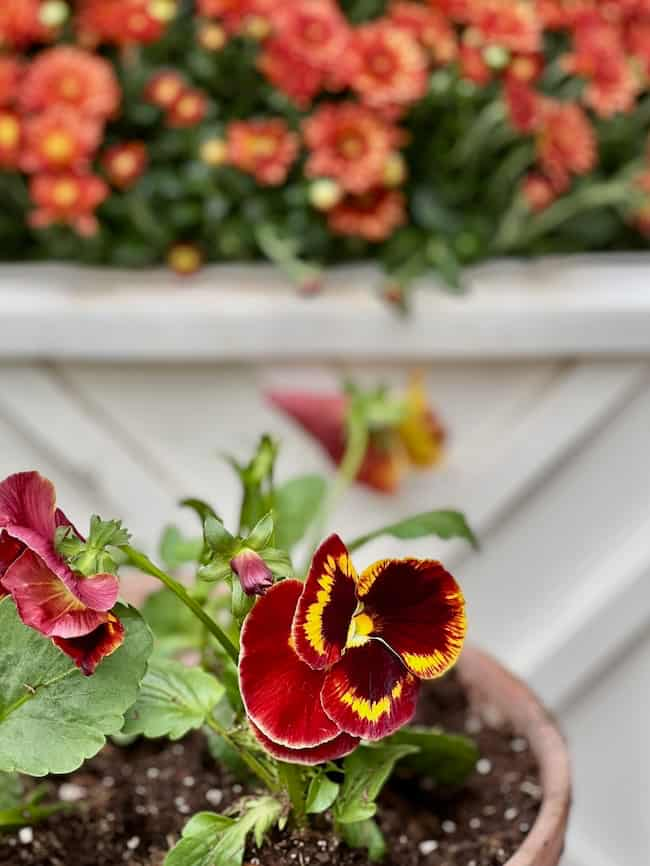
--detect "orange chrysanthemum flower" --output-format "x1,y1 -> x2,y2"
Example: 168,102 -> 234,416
197,0 -> 276,34
165,87 -> 209,127
226,118 -> 299,186
521,172 -> 557,211
349,20 -> 428,111
19,46 -> 120,120
0,109 -> 22,169
303,102 -> 403,195
21,106 -> 102,174
328,188 -> 407,242
389,2 -> 457,64
29,171 -> 109,236
0,0 -> 49,49
537,100 -> 597,191
101,141 -> 148,189
144,70 -> 186,108
458,43 -> 493,84
504,80 -> 542,132
466,0 -> 542,54
626,20 -> 650,80
0,56 -> 22,108
76,0 -> 169,47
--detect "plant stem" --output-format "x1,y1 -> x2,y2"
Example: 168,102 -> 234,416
302,406 -> 369,573
122,545 -> 239,665
206,716 -> 278,793
279,763 -> 307,827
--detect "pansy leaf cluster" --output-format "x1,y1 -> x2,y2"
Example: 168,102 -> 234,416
1,1 -> 649,304
0,397 -> 480,860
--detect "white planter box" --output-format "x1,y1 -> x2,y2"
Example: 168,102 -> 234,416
1,254 -> 649,866
0,253 -> 649,360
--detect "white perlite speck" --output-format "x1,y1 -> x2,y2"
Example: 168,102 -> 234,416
520,780 -> 542,799
146,767 -> 160,779
418,840 -> 438,855
442,820 -> 456,834
18,828 -> 33,845
504,808 -> 519,821
476,758 -> 492,775
469,817 -> 481,830
183,776 -> 196,787
206,788 -> 223,807
510,737 -> 528,753
126,836 -> 140,850
58,783 -> 85,802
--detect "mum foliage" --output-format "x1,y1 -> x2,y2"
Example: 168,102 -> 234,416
0,384 -> 478,862
1,1 -> 650,300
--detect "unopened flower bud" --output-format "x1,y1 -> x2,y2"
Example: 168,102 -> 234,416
40,1 -> 69,27
198,22 -> 227,51
200,138 -> 228,166
309,178 -> 342,211
231,549 -> 274,596
383,153 -> 407,188
149,0 -> 177,23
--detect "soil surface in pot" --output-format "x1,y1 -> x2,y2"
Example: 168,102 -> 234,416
0,672 -> 541,866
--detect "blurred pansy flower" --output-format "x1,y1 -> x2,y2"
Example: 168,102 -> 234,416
0,472 -> 123,675
239,534 -> 466,763
267,375 -> 446,493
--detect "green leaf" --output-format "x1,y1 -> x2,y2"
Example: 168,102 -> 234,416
347,510 -> 478,553
165,798 -> 282,866
340,818 -> 387,862
386,726 -> 479,787
245,513 -> 274,551
141,588 -> 203,654
0,773 -> 21,811
273,475 -> 327,552
334,744 -> 418,825
160,525 -> 204,571
122,658 -> 224,740
204,516 -> 236,555
0,600 -> 152,776
305,775 -> 340,814
259,548 -> 294,579
181,498 -> 221,526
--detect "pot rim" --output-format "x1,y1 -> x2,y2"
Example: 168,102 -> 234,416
457,645 -> 572,866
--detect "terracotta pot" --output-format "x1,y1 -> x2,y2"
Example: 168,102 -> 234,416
457,646 -> 571,866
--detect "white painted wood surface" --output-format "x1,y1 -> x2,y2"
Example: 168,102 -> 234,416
0,260 -> 648,866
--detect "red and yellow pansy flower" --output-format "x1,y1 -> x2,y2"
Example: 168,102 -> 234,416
239,534 -> 465,764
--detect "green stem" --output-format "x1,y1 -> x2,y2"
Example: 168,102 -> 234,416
279,763 -> 307,827
123,545 -> 239,665
206,716 -> 278,793
302,407 -> 369,574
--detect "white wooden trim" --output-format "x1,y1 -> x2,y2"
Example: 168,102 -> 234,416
1,254 -> 650,360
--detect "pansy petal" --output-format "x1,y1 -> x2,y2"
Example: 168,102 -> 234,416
240,579 -> 342,748
357,558 -> 466,680
0,530 -> 24,579
53,615 -> 124,676
266,391 -> 347,463
0,471 -> 56,540
249,721 -> 359,766
2,550 -> 109,638
321,640 -> 420,740
70,572 -> 120,612
291,534 -> 358,670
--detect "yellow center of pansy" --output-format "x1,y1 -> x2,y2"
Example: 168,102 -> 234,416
346,610 -> 375,648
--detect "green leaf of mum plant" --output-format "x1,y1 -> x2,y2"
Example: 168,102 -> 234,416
340,818 -> 387,863
0,600 -> 152,777
165,797 -> 283,866
273,475 -> 327,552
386,726 -> 479,786
122,658 -> 225,741
347,510 -> 478,553
334,744 -> 418,825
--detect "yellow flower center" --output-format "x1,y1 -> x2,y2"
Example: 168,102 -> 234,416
339,132 -> 364,160
58,74 -> 81,100
112,151 -> 137,177
346,610 -> 375,648
43,131 -> 74,162
248,135 -> 277,158
52,180 -> 80,207
0,115 -> 19,148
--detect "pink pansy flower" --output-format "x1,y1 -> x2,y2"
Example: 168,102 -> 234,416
0,472 -> 123,675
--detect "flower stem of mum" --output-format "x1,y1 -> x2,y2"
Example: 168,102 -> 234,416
205,716 -> 279,793
122,545 -> 239,665
302,404 -> 369,574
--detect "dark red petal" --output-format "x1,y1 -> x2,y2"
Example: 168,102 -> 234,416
239,579 -> 341,748
0,530 -> 24,580
2,549 -> 109,638
249,721 -> 359,766
266,391 -> 347,463
357,436 -> 409,494
0,471 -> 57,540
321,640 -> 420,740
357,559 -> 466,680
291,534 -> 358,670
52,615 -> 125,676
